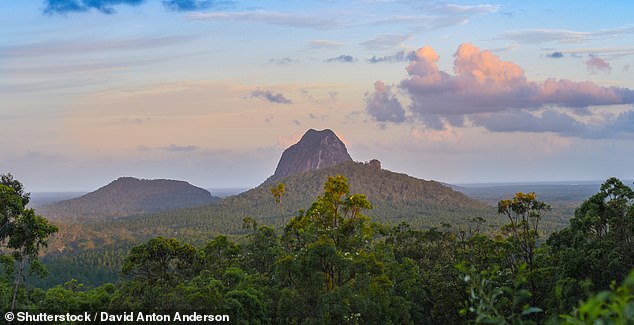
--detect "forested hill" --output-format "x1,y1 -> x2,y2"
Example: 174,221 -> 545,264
39,177 -> 220,220
96,161 -> 496,242
230,160 -> 491,226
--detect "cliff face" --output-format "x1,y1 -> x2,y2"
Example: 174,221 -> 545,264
269,129 -> 353,182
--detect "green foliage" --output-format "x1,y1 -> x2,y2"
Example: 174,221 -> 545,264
548,177 -> 634,314
498,192 -> 550,271
461,264 -> 543,324
0,184 -> 25,242
243,226 -> 281,276
33,246 -> 126,288
35,163 -> 508,290
122,236 -> 198,285
270,182 -> 285,206
52,162 -> 495,246
37,279 -> 116,313
561,270 -> 634,324
203,235 -> 241,277
0,173 -> 58,311
9,174 -> 634,324
1,173 -> 30,206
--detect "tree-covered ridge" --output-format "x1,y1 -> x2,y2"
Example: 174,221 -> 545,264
43,162 -> 497,257
4,174 -> 634,324
138,161 -> 497,235
39,177 -> 220,220
35,162 -> 571,290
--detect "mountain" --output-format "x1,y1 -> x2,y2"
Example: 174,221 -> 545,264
36,128 -> 573,289
49,129 -> 495,238
40,161 -> 499,288
38,129 -> 498,288
69,161 -> 495,246
39,177 -> 220,220
220,161 -> 492,227
266,128 -> 352,183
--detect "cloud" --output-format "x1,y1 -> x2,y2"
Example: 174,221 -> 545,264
43,0 -> 230,14
361,34 -> 410,50
251,90 -> 292,104
546,51 -> 564,58
44,0 -> 144,14
471,110 -> 583,134
138,144 -> 200,152
586,55 -> 611,73
162,0 -> 227,11
410,125 -> 462,143
557,47 -> 634,57
115,117 -> 151,125
160,144 -> 200,152
542,47 -> 634,62
368,50 -> 416,63
499,26 -> 634,44
365,81 -> 405,123
402,43 -> 633,114
608,110 -> 634,134
371,2 -> 497,31
269,57 -> 294,65
324,55 -> 356,63
310,40 -> 344,48
428,3 -> 500,15
4,35 -> 198,58
387,43 -> 634,138
187,11 -> 337,29
372,15 -> 468,31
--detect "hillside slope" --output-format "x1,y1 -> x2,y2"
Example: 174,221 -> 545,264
230,161 -> 490,224
84,162 -> 496,242
40,177 -> 220,220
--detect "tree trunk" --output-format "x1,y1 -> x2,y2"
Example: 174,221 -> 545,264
11,250 -> 25,312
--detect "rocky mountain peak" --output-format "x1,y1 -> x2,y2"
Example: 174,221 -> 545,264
269,129 -> 353,182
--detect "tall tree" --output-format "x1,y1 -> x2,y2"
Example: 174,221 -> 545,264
548,177 -> 634,312
8,208 -> 58,311
270,182 -> 286,220
498,192 -> 550,273
1,174 -> 30,206
276,175 -> 392,323
122,236 -> 198,285
0,174 -> 57,311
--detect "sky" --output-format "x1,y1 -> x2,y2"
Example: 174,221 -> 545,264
1,0 -> 634,191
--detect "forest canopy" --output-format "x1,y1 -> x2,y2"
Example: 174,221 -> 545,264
1,174 -> 634,324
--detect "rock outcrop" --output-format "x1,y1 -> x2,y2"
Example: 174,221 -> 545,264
267,129 -> 353,182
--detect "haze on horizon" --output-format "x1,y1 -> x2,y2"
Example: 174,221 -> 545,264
2,1 -> 634,192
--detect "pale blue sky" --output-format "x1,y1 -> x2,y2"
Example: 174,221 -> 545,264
1,1 -> 633,191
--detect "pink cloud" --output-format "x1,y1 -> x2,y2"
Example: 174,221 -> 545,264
402,43 -> 630,115
586,55 -> 612,73
385,43 -> 634,137
365,81 -> 405,123
453,43 -> 525,84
